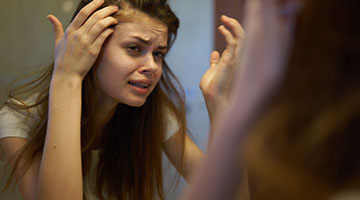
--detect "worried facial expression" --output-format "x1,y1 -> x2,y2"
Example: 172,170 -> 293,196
95,15 -> 168,107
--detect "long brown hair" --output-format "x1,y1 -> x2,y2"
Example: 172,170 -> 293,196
4,0 -> 185,199
243,0 -> 360,199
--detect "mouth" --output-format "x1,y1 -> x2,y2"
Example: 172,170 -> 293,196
128,81 -> 150,89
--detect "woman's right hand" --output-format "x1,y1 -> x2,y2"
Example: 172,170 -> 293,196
200,16 -> 245,124
35,2 -> 119,199
183,1 -> 302,200
47,0 -> 118,81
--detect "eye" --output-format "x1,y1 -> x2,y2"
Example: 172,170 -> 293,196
127,45 -> 141,53
154,51 -> 165,59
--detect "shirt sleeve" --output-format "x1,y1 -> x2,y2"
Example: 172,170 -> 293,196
0,95 -> 40,161
0,105 -> 32,140
164,111 -> 180,141
0,105 -> 33,161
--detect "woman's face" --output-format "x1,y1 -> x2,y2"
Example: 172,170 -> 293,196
95,14 -> 168,107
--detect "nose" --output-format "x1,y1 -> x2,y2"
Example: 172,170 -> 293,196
139,54 -> 159,76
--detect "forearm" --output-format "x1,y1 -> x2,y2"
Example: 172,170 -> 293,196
179,136 -> 204,182
164,132 -> 205,183
200,16 -> 244,146
204,96 -> 227,147
185,88 -> 262,200
36,74 -> 83,200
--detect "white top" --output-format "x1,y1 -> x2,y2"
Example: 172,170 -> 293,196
0,95 -> 41,146
0,94 -> 179,199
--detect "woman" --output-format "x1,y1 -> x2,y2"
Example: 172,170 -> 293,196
0,0 -> 243,199
185,0 -> 360,199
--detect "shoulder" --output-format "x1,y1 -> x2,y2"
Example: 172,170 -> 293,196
0,93 -> 41,140
163,107 -> 181,141
0,94 -> 42,161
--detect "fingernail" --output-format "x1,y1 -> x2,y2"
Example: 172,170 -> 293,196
46,15 -> 53,22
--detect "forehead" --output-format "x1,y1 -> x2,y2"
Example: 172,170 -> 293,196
112,14 -> 168,45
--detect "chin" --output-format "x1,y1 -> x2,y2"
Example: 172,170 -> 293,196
122,98 -> 147,107
126,102 -> 146,107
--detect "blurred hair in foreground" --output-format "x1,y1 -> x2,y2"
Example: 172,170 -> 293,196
244,0 -> 360,199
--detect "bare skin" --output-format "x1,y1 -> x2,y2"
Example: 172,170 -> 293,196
0,0 -> 244,199
2,1 -> 119,199
183,0 -> 302,199
200,15 -> 245,142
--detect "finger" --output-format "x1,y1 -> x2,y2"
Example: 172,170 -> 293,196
218,25 -> 236,53
210,51 -> 220,68
90,28 -> 114,54
81,5 -> 118,34
220,15 -> 245,40
87,16 -> 118,44
47,15 -> 64,46
68,0 -> 104,31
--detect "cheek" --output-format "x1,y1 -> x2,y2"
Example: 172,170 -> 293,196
155,67 -> 163,82
96,49 -> 131,81
95,55 -> 127,90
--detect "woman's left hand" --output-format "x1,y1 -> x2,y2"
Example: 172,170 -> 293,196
200,15 -> 245,123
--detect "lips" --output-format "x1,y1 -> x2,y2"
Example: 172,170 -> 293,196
128,80 -> 152,95
128,79 -> 153,90
128,81 -> 149,88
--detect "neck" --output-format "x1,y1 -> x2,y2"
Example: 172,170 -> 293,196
92,96 -> 118,142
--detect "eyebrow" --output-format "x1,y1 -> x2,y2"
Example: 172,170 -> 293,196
132,36 -> 168,50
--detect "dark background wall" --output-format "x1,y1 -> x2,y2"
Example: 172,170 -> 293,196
215,0 -> 245,52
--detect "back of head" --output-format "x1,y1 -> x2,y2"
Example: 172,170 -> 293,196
244,0 -> 360,199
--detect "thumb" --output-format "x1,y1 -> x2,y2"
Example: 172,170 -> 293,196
47,14 -> 64,46
210,51 -> 220,68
